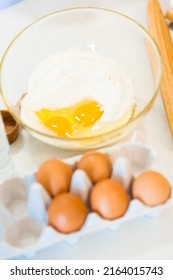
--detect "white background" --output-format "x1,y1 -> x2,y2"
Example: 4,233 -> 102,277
0,0 -> 173,260
1,260 -> 173,279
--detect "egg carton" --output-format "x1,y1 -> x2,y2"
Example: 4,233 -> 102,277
0,141 -> 173,260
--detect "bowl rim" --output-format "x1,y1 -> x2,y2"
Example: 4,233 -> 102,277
0,6 -> 162,141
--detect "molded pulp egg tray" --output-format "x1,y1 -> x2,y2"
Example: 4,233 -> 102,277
0,142 -> 172,259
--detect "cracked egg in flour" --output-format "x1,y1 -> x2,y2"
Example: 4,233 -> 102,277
20,50 -> 137,139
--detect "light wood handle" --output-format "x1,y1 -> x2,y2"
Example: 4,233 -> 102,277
165,9 -> 173,22
148,0 -> 173,136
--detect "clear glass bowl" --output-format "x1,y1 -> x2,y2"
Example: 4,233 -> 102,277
0,7 -> 162,150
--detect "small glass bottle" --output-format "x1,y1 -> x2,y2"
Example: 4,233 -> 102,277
0,112 -> 15,183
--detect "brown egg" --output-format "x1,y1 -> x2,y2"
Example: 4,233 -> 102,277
132,170 -> 171,206
90,179 -> 129,220
77,151 -> 112,183
36,159 -> 73,197
48,193 -> 88,233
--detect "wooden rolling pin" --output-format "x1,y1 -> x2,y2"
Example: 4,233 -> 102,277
148,0 -> 173,136
165,9 -> 173,22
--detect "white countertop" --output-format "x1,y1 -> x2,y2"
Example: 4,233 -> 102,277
1,0 -> 173,260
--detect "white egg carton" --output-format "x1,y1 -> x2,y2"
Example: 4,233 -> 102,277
0,142 -> 173,260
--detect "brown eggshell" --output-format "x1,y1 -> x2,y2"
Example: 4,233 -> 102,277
77,151 -> 112,183
36,159 -> 73,197
48,193 -> 88,233
90,179 -> 129,220
132,170 -> 171,206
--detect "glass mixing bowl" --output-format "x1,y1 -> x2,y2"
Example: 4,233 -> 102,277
0,7 -> 162,150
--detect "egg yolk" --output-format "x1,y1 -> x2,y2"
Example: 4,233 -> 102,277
74,101 -> 103,126
35,100 -> 103,138
45,116 -> 73,138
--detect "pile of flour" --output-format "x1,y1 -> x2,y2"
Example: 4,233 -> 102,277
20,50 -> 135,135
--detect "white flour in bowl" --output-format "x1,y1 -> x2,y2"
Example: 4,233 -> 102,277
20,50 -> 136,136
